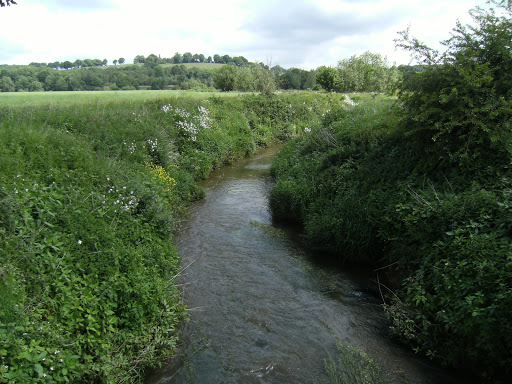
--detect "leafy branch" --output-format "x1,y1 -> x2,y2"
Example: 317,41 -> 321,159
0,0 -> 17,7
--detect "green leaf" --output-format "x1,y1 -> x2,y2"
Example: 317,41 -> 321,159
34,363 -> 43,376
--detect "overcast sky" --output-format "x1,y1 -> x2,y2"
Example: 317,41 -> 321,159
0,0 -> 486,69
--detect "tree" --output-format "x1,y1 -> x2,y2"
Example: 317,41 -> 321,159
214,64 -> 237,91
172,52 -> 183,64
182,52 -> 193,63
251,64 -> 276,95
397,2 -> 512,164
113,59 -> 118,65
134,55 -> 145,64
55,78 -> 69,91
61,60 -> 74,70
118,57 -> 125,65
144,54 -> 159,68
336,51 -> 398,93
102,59 -> 108,66
315,66 -> 340,92
1,76 -> 15,92
234,67 -> 256,91
0,0 -> 17,7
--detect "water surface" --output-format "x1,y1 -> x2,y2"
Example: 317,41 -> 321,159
147,146 -> 465,384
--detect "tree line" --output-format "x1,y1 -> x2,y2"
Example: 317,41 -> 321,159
1,51 -> 405,93
134,52 -> 250,67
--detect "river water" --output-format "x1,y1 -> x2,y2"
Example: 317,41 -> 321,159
147,146 -> 467,384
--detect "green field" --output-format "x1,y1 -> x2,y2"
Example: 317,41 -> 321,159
160,62 -> 225,70
0,89 -> 245,107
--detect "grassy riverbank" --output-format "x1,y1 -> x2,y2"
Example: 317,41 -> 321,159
0,90 -> 345,383
270,92 -> 512,381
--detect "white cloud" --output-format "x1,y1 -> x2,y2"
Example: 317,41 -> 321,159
0,0 -> 485,68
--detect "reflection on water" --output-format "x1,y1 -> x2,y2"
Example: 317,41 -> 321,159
146,146 -> 466,384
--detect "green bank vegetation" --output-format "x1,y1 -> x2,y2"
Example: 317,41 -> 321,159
271,3 -> 512,381
0,91 -> 346,383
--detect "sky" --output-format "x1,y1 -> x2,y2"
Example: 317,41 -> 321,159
0,0 -> 488,69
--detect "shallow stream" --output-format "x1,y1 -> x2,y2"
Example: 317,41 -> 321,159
147,146 -> 467,384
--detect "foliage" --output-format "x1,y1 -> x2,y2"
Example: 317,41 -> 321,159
397,4 -> 512,165
337,52 -> 401,94
316,66 -> 340,92
0,0 -> 16,7
271,95 -> 400,263
315,53 -> 401,93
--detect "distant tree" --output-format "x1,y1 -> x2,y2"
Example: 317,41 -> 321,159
74,59 -> 83,68
16,75 -> 31,91
61,60 -> 74,70
271,64 -> 286,73
279,68 -> 303,89
316,66 -> 340,92
182,52 -> 193,63
198,54 -> 205,63
336,51 -> 398,93
303,70 -> 317,89
29,80 -> 44,92
214,64 -> 237,91
118,57 -> 125,64
251,64 -> 276,95
0,0 -> 17,7
102,59 -> 108,66
207,56 -> 213,63
232,56 -> 245,66
113,59 -> 118,65
48,61 -> 61,70
222,54 -> 231,64
134,55 -> 145,64
1,76 -> 15,92
213,54 -> 222,63
145,54 -> 159,68
55,78 -> 69,91
154,65 -> 164,77
172,52 -> 183,64
234,67 -> 256,91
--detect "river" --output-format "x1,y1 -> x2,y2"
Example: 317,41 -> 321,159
146,146 -> 468,384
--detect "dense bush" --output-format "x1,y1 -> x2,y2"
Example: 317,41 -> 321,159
271,95 -> 401,262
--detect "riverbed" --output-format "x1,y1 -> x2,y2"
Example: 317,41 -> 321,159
146,146 -> 466,384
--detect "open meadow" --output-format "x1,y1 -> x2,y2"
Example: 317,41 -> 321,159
0,89 -> 243,107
